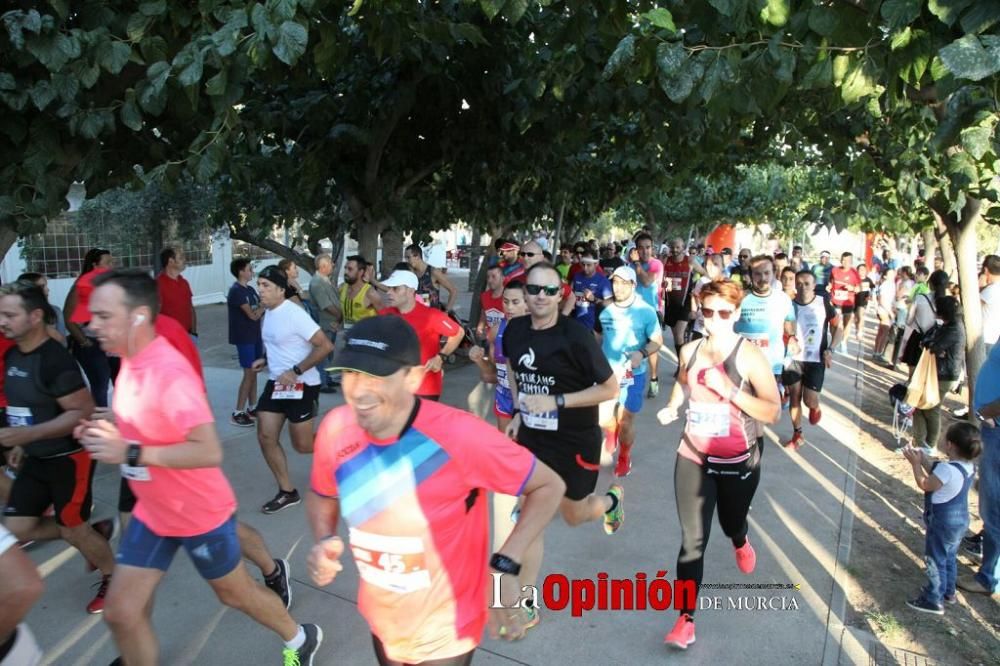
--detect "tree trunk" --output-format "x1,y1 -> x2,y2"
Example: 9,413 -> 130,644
553,198 -> 566,252
380,226 -> 404,278
944,198 -> 984,408
0,221 -> 19,268
357,219 -> 381,276
931,209 -> 958,278
467,226 -> 482,291
921,227 -> 937,268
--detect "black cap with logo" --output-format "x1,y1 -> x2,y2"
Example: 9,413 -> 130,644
328,315 -> 421,377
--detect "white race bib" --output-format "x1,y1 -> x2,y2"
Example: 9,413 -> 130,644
519,395 -> 559,431
687,401 -> 731,438
349,528 -> 430,594
6,406 -> 33,428
272,382 -> 304,400
120,464 -> 151,481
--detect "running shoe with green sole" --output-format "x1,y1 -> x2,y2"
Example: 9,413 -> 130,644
603,484 -> 625,535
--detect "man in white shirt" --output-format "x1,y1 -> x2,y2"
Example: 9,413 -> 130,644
981,255 -> 1000,354
253,266 -> 334,514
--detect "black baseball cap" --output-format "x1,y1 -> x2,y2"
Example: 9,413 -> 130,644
327,315 -> 421,377
258,265 -> 288,290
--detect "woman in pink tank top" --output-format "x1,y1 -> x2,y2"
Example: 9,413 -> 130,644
656,279 -> 781,650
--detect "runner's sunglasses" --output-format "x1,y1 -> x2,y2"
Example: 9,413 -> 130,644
525,284 -> 561,296
701,307 -> 735,319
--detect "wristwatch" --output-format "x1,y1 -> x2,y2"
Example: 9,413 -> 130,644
555,394 -> 566,409
292,364 -> 303,375
490,553 -> 522,575
438,352 -> 448,362
127,443 -> 143,467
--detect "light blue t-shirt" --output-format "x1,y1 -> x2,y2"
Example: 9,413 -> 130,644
974,342 -> 1000,412
734,289 -> 795,374
631,259 -> 664,312
599,298 -> 660,376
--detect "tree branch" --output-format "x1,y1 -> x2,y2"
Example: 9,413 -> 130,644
364,73 -> 424,195
229,226 -> 316,271
394,158 -> 445,199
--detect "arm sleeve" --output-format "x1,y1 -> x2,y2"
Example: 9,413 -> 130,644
599,276 -> 613,300
292,301 -> 322,338
44,347 -> 87,398
310,411 -> 343,497
571,323 -> 614,384
447,412 -> 536,495
161,370 -> 215,432
310,279 -> 335,311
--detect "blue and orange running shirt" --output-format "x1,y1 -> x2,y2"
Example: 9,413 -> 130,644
311,399 -> 536,664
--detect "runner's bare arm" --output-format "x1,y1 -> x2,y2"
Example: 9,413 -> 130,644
433,268 -> 459,311
980,398 -> 1000,420
64,286 -> 90,346
293,329 -> 336,375
365,286 -> 384,310
439,326 -> 464,357
136,422 -> 223,468
305,492 -> 344,586
494,460 -> 564,563
562,374 -> 618,408
306,492 -> 341,542
0,540 -> 44,638
733,345 -> 782,424
0,387 -> 94,449
239,303 -> 263,321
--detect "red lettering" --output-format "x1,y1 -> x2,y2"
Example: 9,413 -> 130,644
673,579 -> 697,612
610,578 -> 634,610
543,574 -> 569,611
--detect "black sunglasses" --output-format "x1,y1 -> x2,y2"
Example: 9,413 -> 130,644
701,307 -> 735,320
525,284 -> 561,296
518,251 -> 539,258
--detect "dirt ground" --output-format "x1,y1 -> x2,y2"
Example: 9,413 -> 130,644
843,343 -> 1000,664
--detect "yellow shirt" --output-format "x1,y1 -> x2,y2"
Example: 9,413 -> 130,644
339,282 -> 378,327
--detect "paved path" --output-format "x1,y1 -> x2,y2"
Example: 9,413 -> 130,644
21,283 -> 870,665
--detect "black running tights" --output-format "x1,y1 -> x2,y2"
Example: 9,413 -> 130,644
372,636 -> 474,666
673,451 -> 762,615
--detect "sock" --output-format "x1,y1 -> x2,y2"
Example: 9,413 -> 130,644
605,492 -> 619,513
732,535 -> 747,549
650,378 -> 658,384
284,626 -> 306,650
264,559 -> 281,581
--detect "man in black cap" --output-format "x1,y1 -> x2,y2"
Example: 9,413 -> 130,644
306,315 -> 564,664
253,265 -> 334,514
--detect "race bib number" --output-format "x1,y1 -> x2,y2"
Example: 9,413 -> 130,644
120,463 -> 151,482
519,395 -> 559,431
747,337 -> 769,350
496,364 -> 510,389
574,293 -> 589,311
349,528 -> 430,594
619,366 -> 635,388
687,401 -> 731,438
834,289 -> 849,301
272,383 -> 304,400
6,406 -> 34,428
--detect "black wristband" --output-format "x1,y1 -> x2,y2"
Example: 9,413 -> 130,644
292,364 -> 303,375
127,443 -> 142,467
555,394 -> 566,409
490,553 -> 522,575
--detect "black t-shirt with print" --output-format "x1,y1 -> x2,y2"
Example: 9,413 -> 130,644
502,315 -> 614,433
4,338 -> 86,458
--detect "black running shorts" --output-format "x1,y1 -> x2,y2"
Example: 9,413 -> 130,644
516,426 -> 602,501
5,450 -> 94,527
256,381 -> 320,424
781,361 -> 826,393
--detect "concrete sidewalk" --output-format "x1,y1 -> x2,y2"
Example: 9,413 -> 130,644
20,289 -> 872,665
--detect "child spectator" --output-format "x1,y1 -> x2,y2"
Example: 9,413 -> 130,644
902,422 -> 982,614
227,258 -> 264,426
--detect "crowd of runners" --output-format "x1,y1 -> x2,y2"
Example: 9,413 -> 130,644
0,232 -> 997,664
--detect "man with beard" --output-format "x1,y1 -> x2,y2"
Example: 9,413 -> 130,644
662,238 -> 705,357
629,233 -> 665,397
734,256 -> 797,386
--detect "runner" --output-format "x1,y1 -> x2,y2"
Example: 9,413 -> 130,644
307,315 -> 564,663
782,271 -> 841,450
657,279 -> 781,650
562,250 -> 612,331
469,281 -> 530,550
792,245 -> 810,272
477,262 -> 506,337
811,250 -> 833,296
689,254 -> 725,342
254,265 -> 335,514
733,255 -> 797,385
379,268 -> 464,401
598,266 -> 663,478
64,248 -> 117,407
227,258 -> 264,427
662,238 -> 704,358
780,266 -> 798,301
498,240 -> 525,285
0,280 -> 115,615
406,244 -> 459,311
0,522 -> 43,666
79,269 -> 322,665
629,233 -> 665,397
829,252 -> 860,354
503,263 -> 623,621
854,264 -> 873,344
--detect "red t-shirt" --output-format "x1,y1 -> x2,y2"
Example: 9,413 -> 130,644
157,272 -> 194,333
114,337 -> 236,536
379,305 -> 462,396
69,267 -> 110,324
479,290 -> 504,331
830,267 -> 861,307
311,400 -> 535,664
662,256 -> 692,306
155,315 -> 205,392
0,337 -> 16,408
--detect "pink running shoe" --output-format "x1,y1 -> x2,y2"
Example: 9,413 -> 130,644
735,538 -> 757,575
664,614 -> 696,649
809,406 -> 822,425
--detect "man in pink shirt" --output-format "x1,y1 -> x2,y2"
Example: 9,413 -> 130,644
76,269 -> 322,666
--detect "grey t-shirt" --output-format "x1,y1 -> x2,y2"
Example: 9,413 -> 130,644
309,273 -> 338,330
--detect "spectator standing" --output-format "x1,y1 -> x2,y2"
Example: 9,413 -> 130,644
227,259 -> 264,426
308,254 -> 341,394
911,297 -> 966,456
156,247 -> 197,340
980,255 -> 1000,355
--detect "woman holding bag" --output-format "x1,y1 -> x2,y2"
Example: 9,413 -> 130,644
912,296 -> 965,455
901,271 -> 950,378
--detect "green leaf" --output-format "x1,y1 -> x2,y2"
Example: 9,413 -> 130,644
939,34 -> 1000,81
139,0 -> 167,16
503,0 -> 528,24
602,34 -> 636,80
880,0 -> 921,29
0,196 -> 15,217
840,60 -> 881,104
760,0 -> 790,27
0,73 -> 15,91
807,6 -> 839,36
120,90 -> 143,131
272,20 -> 307,65
708,0 -> 737,17
960,0 -> 1000,34
655,41 -> 686,78
205,69 -> 227,96
699,53 -> 736,102
928,0 -> 974,26
890,27 -> 912,50
177,50 -> 205,86
479,0 -> 504,21
450,23 -> 488,46
194,143 -> 225,182
97,41 -> 132,74
251,3 -> 275,40
79,112 -> 104,139
269,0 -> 298,21
775,49 -> 796,83
29,81 -> 57,110
642,8 -> 676,32
659,57 -> 705,103
127,13 -> 153,42
802,57 -> 833,88
347,0 -> 363,17
50,72 -> 78,101
961,126 -> 993,160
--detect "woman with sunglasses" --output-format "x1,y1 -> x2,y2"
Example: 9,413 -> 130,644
657,279 -> 781,650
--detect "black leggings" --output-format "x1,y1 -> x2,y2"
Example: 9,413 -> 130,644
674,443 -> 763,615
372,635 -> 473,666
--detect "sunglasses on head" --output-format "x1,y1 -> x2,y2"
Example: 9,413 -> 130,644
519,251 -> 538,258
525,284 -> 561,296
701,307 -> 735,319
